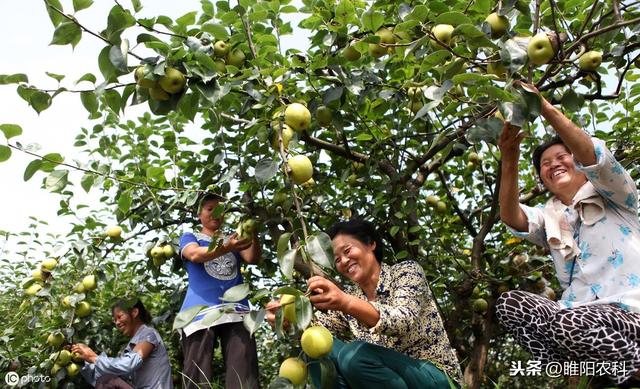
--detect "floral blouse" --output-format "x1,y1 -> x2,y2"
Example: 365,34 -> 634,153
509,138 -> 640,312
315,260 -> 463,384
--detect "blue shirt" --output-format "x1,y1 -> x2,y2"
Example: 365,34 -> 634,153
179,232 -> 249,317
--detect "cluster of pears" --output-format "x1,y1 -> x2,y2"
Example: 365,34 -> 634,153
210,40 -> 246,73
276,295 -> 334,385
61,274 -> 96,318
25,257 -> 58,296
271,103 -> 316,187
149,243 -> 176,267
134,65 -> 187,101
49,348 -> 82,378
426,194 -> 447,214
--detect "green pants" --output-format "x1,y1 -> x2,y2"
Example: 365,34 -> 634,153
309,338 -> 453,389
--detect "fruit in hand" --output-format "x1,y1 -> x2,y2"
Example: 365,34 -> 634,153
301,326 -> 333,358
158,67 -> 186,94
236,219 -> 256,240
287,155 -> 313,184
279,357 -> 307,385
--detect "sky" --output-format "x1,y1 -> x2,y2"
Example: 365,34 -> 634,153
0,1 -> 304,250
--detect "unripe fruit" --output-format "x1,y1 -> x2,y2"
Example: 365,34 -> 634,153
75,301 -> 92,318
47,332 -> 65,348
149,86 -> 170,101
271,124 -> 294,151
435,201 -> 447,213
343,45 -> 361,61
226,49 -> 246,67
316,105 -> 333,127
162,245 -> 175,258
158,67 -> 187,94
426,195 -> 440,207
150,246 -> 164,260
66,362 -> 81,377
472,298 -> 489,313
134,66 -> 157,88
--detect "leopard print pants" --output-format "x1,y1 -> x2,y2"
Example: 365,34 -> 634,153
496,290 -> 640,384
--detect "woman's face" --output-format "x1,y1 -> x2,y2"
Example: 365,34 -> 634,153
112,307 -> 138,337
332,233 -> 379,285
199,199 -> 224,232
539,144 -> 587,196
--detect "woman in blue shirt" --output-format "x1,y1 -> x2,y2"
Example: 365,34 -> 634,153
178,192 -> 261,389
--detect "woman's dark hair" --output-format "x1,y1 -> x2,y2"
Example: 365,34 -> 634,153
327,219 -> 384,263
196,192 -> 226,215
112,299 -> 152,324
532,136 -> 567,177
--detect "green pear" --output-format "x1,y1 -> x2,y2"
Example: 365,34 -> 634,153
226,49 -> 246,67
485,13 -> 509,39
158,67 -> 186,94
287,155 -> 314,184
134,66 -> 157,88
527,33 -> 555,65
342,45 -> 361,61
578,50 -> 602,71
316,105 -> 333,127
284,103 -> 311,132
213,40 -> 230,57
431,24 -> 455,48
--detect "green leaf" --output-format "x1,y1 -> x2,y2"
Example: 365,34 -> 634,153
243,309 -> 266,337
45,0 -> 65,27
279,248 -> 297,280
305,232 -> 334,269
434,12 -> 472,26
73,0 -> 93,12
0,124 -> 22,140
23,160 -> 43,181
176,11 -> 197,27
146,166 -> 165,180
80,91 -> 99,115
81,173 -> 94,193
105,5 -> 136,43
406,5 -> 429,22
0,74 -> 28,85
117,191 -> 132,213
40,153 -> 64,172
361,9 -> 384,32
0,146 -> 10,163
466,117 -> 503,144
29,91 -> 52,114
295,295 -> 313,330
255,158 -> 278,184
177,93 -> 199,121
75,73 -> 96,85
561,89 -> 585,112
220,283 -> 250,302
136,33 -> 162,44
199,309 -> 223,327
172,305 -> 205,330
131,0 -> 142,12
45,170 -> 69,193
50,21 -> 82,47
46,72 -> 65,82
98,46 -> 118,82
273,286 -> 303,296
277,233 -> 292,262
335,0 -> 356,26
104,90 -> 122,114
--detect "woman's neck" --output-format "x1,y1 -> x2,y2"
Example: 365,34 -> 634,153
358,262 -> 381,300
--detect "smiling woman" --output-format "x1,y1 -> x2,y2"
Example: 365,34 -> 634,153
497,82 -> 640,386
70,299 -> 173,389
267,219 -> 463,388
